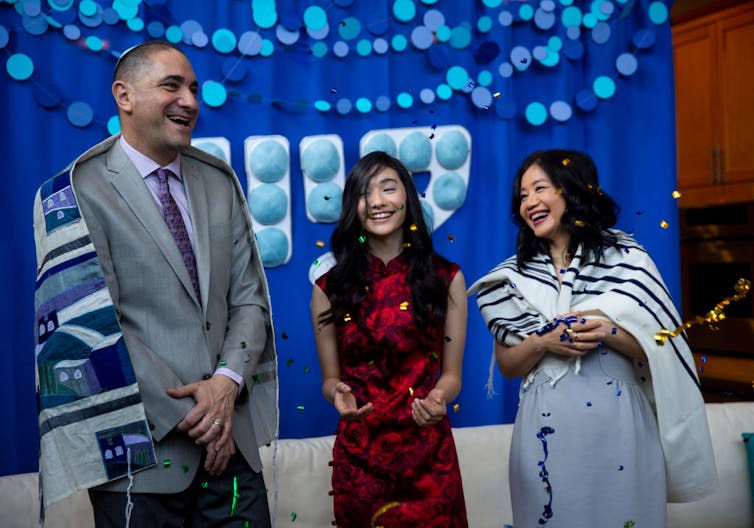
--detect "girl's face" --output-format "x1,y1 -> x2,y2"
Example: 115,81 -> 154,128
357,167 -> 408,240
519,163 -> 569,249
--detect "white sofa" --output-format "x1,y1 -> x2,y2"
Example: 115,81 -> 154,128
2,402 -> 752,527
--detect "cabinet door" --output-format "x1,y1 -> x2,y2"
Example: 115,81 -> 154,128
673,23 -> 718,188
719,8 -> 754,184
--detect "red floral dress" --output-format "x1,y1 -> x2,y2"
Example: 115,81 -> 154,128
317,253 -> 468,528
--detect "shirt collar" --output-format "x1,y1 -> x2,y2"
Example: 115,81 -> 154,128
119,136 -> 183,181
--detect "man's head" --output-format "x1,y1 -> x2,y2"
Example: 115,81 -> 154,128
112,41 -> 199,166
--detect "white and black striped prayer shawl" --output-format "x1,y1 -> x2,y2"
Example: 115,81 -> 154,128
468,230 -> 718,503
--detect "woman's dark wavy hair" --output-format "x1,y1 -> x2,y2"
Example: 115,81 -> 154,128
319,151 -> 448,329
511,149 -> 620,269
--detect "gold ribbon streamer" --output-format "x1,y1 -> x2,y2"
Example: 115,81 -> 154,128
654,278 -> 751,345
371,501 -> 402,528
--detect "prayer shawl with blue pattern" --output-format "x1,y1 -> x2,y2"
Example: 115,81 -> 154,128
33,154 -> 278,509
468,230 -> 718,503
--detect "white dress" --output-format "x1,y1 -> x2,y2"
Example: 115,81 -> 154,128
510,347 -> 666,527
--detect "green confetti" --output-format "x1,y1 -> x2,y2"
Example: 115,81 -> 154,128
163,460 -> 171,468
201,481 -> 209,489
291,512 -> 297,522
243,522 -> 250,528
219,360 -> 227,367
241,341 -> 247,349
253,374 -> 262,382
296,405 -> 305,411
230,476 -> 240,516
313,259 -> 320,267
358,235 -> 366,244
286,359 -> 294,367
304,366 -> 311,373
624,522 -> 635,528
429,352 -> 438,360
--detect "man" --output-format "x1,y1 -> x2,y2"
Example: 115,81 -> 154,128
32,41 -> 278,526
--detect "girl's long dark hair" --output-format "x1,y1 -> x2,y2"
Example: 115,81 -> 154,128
511,149 -> 620,269
319,151 -> 448,329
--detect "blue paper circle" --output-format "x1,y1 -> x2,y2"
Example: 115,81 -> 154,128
201,81 -> 227,107
253,3 -> 277,29
396,92 -> 413,109
356,39 -> 372,56
399,132 -> 432,171
423,9 -> 444,31
250,184 -> 288,225
525,102 -> 547,126
212,28 -> 237,54
436,83 -> 452,100
338,17 -> 361,40
165,25 -> 183,43
633,28 -> 656,49
7,53 -> 34,80
250,139 -> 288,183
498,10 -> 513,26
592,21 -> 611,44
303,6 -> 327,31
593,76 -> 616,99
302,139 -> 341,182
449,25 -> 471,49
393,0 -> 417,23
336,98 -> 352,114
471,86 -> 493,109
238,31 -> 263,55
33,82 -> 63,109
575,89 -> 598,111
478,70 -> 493,87
314,100 -> 331,112
510,46 -> 532,71
616,52 -> 638,76
391,34 -> 408,52
255,227 -> 289,267
477,16 -> 493,33
375,95 -> 391,112
147,20 -> 165,38
420,88 -> 436,104
498,62 -> 513,78
308,182 -> 343,223
549,100 -> 572,122
276,25 -> 300,46
63,24 -> 80,40
435,130 -> 469,170
23,13 -> 48,36
411,25 -> 434,50
355,97 -> 372,113
433,172 -> 467,210
333,41 -> 349,57
446,65 -> 469,90
107,115 -> 121,135
373,38 -> 389,54
648,2 -> 669,24
67,101 -> 93,127
193,141 -> 227,163
534,8 -> 556,30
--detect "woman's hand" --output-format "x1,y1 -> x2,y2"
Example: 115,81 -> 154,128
411,388 -> 447,427
332,381 -> 374,420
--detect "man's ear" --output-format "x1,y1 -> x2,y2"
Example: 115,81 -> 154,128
112,80 -> 132,113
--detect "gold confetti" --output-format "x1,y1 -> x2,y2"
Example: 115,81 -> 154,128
316,240 -> 324,247
399,301 -> 409,311
408,387 -> 414,396
555,188 -> 563,195
344,313 -> 352,322
493,91 -> 501,98
409,224 -> 418,231
371,502 -> 401,527
562,158 -> 571,166
660,220 -> 669,229
574,220 -> 585,227
402,242 -> 412,248
447,235 -> 455,242
672,190 -> 681,199
655,278 -> 751,345
453,403 -> 460,412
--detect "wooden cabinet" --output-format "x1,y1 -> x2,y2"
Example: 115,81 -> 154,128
673,3 -> 754,208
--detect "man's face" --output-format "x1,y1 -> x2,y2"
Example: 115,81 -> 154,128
119,48 -> 199,165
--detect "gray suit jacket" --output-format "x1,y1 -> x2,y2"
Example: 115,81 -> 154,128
71,136 -> 278,493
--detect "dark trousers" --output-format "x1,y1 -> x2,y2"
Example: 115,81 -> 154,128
89,449 -> 271,528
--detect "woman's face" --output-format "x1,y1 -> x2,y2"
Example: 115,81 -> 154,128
357,167 -> 408,240
518,163 -> 569,249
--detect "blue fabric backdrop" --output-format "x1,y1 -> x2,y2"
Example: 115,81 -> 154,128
0,0 -> 680,476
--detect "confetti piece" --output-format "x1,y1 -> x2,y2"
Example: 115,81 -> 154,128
409,387 -> 414,396
618,465 -> 624,471
562,158 -> 571,166
219,360 -> 227,366
399,301 -> 409,311
330,88 -> 337,94
163,460 -> 171,468
672,190 -> 681,199
231,476 -> 240,516
611,327 -> 617,335
291,512 -> 297,521
281,332 -> 289,340
253,374 -> 261,382
447,234 -> 455,242
409,224 -> 418,231
316,240 -> 324,247
444,336 -> 452,342
429,133 -> 435,139
430,352 -> 439,360
296,405 -> 305,411
585,401 -> 592,407
635,210 -> 645,216
323,195 -> 331,201
358,235 -> 366,244
201,481 -> 209,489
616,389 -> 622,396
304,366 -> 311,373
453,403 -> 460,412
402,242 -> 412,248
574,219 -> 585,227
368,359 -> 375,366
313,259 -> 320,267
660,220 -> 669,229
655,278 -> 751,345
286,359 -> 294,367
344,313 -> 352,322
240,341 -> 247,349
371,502 -> 401,526
493,91 -> 501,98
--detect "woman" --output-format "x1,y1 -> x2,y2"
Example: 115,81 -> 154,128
468,150 -> 717,526
311,151 -> 468,527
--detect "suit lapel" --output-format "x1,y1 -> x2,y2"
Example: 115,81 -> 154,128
104,142 -> 202,307
182,157 -> 209,312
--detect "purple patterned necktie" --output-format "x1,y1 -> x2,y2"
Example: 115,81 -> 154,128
155,168 -> 200,301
